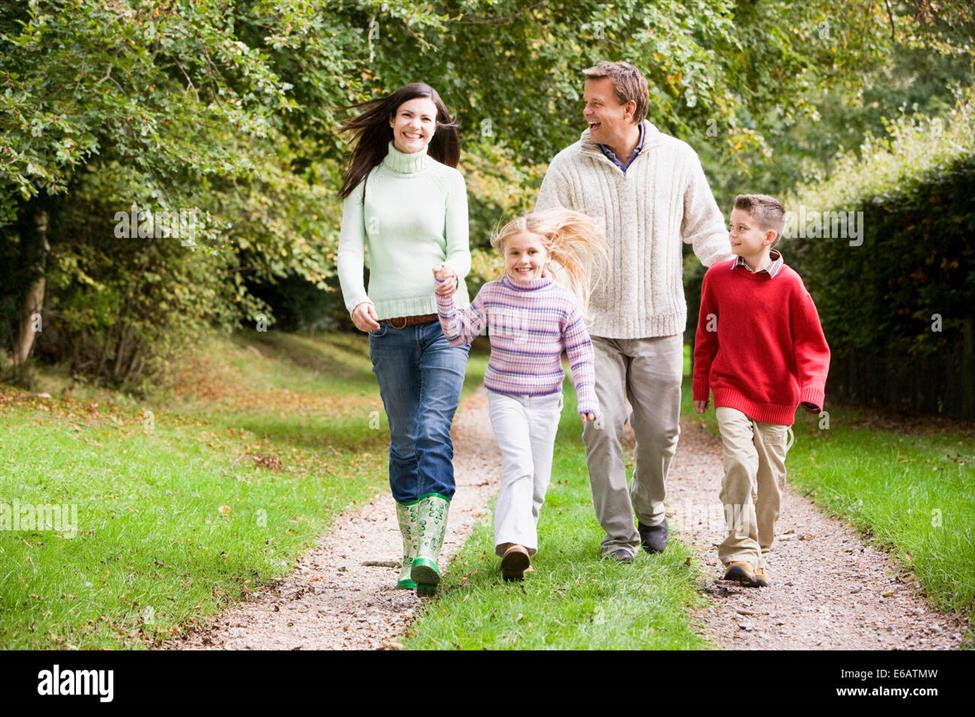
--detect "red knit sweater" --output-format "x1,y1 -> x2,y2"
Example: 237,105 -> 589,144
692,259 -> 831,425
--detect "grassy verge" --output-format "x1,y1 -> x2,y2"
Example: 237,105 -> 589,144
680,371 -> 975,637
403,384 -> 710,650
0,331 -> 486,649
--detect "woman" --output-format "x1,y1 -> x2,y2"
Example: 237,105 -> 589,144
337,83 -> 471,597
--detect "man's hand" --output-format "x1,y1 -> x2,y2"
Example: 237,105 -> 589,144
694,399 -> 708,414
801,401 -> 820,413
351,301 -> 380,332
432,264 -> 458,296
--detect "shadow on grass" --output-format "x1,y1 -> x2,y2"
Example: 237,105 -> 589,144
233,330 -> 375,388
210,413 -> 389,453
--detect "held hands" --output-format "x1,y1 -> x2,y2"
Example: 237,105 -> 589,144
694,399 -> 709,414
432,264 -> 458,297
351,301 -> 380,332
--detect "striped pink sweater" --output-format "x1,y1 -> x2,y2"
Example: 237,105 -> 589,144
436,274 -> 599,416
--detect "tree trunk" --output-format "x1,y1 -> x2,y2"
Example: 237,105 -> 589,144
13,208 -> 50,365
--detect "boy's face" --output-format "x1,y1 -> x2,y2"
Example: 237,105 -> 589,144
729,207 -> 776,260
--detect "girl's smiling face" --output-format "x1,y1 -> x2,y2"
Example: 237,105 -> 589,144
389,97 -> 437,154
503,231 -> 549,282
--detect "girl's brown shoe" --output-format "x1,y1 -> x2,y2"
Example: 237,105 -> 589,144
501,544 -> 531,581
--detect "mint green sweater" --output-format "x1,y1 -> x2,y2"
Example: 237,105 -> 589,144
337,142 -> 471,319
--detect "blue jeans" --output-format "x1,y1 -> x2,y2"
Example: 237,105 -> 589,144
369,320 -> 469,503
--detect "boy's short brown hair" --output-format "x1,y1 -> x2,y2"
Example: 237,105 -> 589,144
582,61 -> 649,124
734,194 -> 786,245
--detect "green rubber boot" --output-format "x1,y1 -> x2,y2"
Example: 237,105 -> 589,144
411,494 -> 450,596
395,501 -> 420,590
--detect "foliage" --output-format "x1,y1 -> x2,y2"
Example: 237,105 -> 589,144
783,92 -> 975,416
1,0 -> 971,388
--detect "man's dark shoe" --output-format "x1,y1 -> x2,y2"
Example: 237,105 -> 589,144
603,548 -> 634,564
637,520 -> 668,553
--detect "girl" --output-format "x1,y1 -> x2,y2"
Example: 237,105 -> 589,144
433,208 -> 605,580
337,83 -> 471,597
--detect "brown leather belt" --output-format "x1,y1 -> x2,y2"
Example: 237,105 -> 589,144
382,313 -> 438,329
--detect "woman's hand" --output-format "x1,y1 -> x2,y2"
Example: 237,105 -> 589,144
580,411 -> 597,423
693,399 -> 708,414
352,301 -> 381,332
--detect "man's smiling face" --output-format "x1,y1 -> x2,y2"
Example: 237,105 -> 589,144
583,77 -> 635,147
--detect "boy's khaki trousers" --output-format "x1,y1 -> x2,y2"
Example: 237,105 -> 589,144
715,406 -> 791,569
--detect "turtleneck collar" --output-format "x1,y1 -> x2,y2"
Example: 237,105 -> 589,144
501,273 -> 554,291
382,141 -> 429,175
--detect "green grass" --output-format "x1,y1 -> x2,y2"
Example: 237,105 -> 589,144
403,385 -> 710,650
0,330 -> 487,649
10,331 -> 967,650
406,344 -> 973,649
680,376 -> 975,632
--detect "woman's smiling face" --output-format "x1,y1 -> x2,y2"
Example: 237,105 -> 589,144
389,96 -> 438,154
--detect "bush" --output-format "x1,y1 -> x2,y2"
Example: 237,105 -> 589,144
782,93 -> 975,417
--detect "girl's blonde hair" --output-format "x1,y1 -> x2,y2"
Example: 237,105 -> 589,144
490,208 -> 608,317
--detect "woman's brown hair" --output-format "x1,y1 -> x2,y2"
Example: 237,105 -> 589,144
339,83 -> 460,199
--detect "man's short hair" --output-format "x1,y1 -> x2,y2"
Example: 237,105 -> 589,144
582,61 -> 649,124
734,194 -> 786,244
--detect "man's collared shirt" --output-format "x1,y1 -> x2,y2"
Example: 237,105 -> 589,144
731,249 -> 784,278
598,122 -> 645,174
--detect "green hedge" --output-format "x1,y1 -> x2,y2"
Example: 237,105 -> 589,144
782,96 -> 975,417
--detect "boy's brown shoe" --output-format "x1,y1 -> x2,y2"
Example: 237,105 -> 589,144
754,567 -> 769,587
501,544 -> 531,581
723,561 -> 763,588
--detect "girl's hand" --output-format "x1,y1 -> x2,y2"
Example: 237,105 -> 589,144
580,411 -> 597,423
432,264 -> 458,296
693,399 -> 708,414
352,301 -> 381,332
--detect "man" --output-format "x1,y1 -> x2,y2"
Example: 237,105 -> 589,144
536,61 -> 732,562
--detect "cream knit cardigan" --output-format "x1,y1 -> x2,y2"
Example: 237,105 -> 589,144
535,121 -> 733,339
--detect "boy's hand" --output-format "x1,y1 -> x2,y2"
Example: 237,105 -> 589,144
432,264 -> 458,296
693,399 -> 708,414
580,411 -> 597,423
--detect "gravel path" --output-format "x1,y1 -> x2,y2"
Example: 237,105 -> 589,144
668,419 -> 969,649
167,388 -> 498,650
167,386 -> 968,651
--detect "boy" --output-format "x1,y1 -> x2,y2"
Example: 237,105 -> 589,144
692,194 -> 830,587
